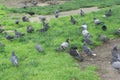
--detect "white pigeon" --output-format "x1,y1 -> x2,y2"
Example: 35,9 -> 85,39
60,39 -> 69,50
81,24 -> 87,30
82,29 -> 89,37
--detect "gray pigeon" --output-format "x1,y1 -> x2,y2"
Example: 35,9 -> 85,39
84,36 -> 93,45
14,29 -> 25,38
98,34 -> 109,43
39,16 -> 46,23
35,44 -> 44,52
27,25 -> 34,33
93,18 -> 103,25
31,1 -> 38,6
80,9 -> 85,16
70,16 -> 78,24
112,45 -> 120,58
54,9 -> 59,18
83,43 -> 96,56
10,51 -> 18,66
114,28 -> 120,35
111,52 -> 120,72
112,61 -> 120,71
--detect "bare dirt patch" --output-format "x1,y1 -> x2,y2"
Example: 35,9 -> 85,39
1,0 -> 67,8
79,38 -> 120,80
29,7 -> 100,22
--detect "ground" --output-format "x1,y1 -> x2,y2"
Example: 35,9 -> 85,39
0,0 -> 67,8
79,38 -> 120,80
1,0 -> 120,80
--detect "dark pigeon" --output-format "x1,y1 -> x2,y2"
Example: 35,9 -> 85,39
70,16 -> 78,24
4,32 -> 14,40
69,46 -> 83,61
102,24 -> 107,31
22,16 -> 30,22
105,9 -> 112,17
15,18 -> 19,25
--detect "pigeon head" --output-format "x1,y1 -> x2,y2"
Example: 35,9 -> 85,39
66,38 -> 69,43
93,17 -> 96,20
113,44 -> 118,50
12,51 -> 15,56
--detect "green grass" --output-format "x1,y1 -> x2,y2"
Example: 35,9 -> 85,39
9,0 -> 120,15
1,5 -> 120,80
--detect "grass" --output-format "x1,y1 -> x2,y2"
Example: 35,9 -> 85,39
8,0 -> 120,15
1,4 -> 120,80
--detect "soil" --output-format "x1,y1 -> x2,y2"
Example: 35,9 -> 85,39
1,0 -> 67,8
79,38 -> 120,80
29,7 -> 100,22
1,0 -> 120,80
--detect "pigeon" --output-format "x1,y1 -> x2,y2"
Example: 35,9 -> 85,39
22,16 -> 30,22
114,28 -> 120,35
111,61 -> 120,72
84,36 -> 93,45
35,44 -> 44,52
15,18 -> 19,25
105,9 -> 112,17
80,9 -> 85,16
54,9 -> 59,18
36,22 -> 50,32
82,29 -> 89,37
102,24 -> 107,31
10,51 -> 18,66
81,23 -> 87,30
98,34 -> 109,43
83,43 -> 96,56
70,16 -> 78,24
23,1 -> 27,9
93,18 -> 103,25
111,45 -> 120,72
112,45 -> 120,58
14,29 -> 25,38
69,46 -> 83,61
39,16 -> 46,23
31,1 -> 38,6
60,38 -> 69,50
4,32 -> 14,40
27,25 -> 34,33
